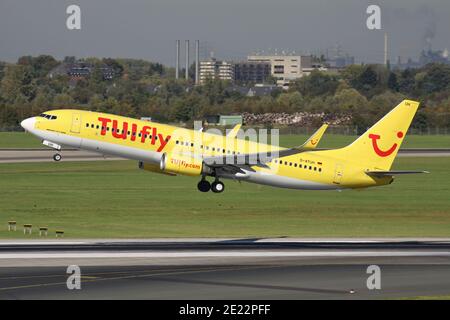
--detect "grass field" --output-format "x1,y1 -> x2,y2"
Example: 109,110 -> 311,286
0,157 -> 449,238
0,132 -> 449,149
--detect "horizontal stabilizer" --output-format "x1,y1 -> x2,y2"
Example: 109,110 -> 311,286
299,124 -> 328,150
366,170 -> 429,177
227,124 -> 242,138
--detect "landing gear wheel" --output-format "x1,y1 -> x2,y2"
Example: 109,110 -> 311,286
211,181 -> 225,193
197,180 -> 211,192
53,153 -> 62,162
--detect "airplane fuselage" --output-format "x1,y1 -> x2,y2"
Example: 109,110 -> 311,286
20,109 -> 394,191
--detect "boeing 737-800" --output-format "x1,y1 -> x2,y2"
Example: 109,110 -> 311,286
21,99 -> 427,193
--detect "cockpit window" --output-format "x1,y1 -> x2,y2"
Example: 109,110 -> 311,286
39,113 -> 57,120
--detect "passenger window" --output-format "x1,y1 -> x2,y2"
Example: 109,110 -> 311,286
91,124 -> 94,128
86,123 -> 89,127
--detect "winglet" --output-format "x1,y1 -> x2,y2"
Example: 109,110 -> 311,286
299,124 -> 328,150
227,124 -> 242,138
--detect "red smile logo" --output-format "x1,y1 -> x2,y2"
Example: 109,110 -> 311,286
369,131 -> 404,157
310,139 -> 318,146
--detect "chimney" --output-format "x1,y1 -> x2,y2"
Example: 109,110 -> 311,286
185,40 -> 190,80
175,40 -> 180,79
384,32 -> 388,66
195,40 -> 200,84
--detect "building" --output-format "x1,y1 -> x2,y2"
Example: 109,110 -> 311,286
204,115 -> 243,126
48,62 -> 116,80
326,55 -> 355,68
234,61 -> 271,83
199,58 -> 234,83
247,55 -> 312,87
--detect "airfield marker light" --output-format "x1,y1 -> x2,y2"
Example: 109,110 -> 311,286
39,227 -> 48,237
56,230 -> 65,238
349,289 -> 356,294
23,224 -> 32,235
7,221 -> 16,231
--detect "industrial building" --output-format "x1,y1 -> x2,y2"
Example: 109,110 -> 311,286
247,55 -> 312,87
234,61 -> 271,83
199,58 -> 234,83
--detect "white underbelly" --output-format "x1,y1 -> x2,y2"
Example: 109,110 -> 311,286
29,129 -> 161,164
235,170 -> 341,190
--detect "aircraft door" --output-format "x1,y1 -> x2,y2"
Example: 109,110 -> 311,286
70,113 -> 82,133
333,164 -> 344,185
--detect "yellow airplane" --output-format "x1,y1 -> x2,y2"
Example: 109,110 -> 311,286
21,99 -> 427,193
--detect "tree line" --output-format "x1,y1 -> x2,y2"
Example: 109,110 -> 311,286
0,55 -> 449,131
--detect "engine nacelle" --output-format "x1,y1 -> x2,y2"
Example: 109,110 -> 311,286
160,153 -> 203,176
138,161 -> 176,176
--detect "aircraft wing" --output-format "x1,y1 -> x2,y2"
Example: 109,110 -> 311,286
365,170 -> 429,177
202,124 -> 329,168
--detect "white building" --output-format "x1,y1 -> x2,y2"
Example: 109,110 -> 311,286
199,59 -> 234,83
247,55 -> 312,88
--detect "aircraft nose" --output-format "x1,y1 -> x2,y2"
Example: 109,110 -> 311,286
20,117 -> 36,132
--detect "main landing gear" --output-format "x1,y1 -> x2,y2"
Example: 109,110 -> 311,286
197,178 -> 225,193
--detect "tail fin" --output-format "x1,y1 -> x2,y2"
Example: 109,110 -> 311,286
341,100 -> 420,170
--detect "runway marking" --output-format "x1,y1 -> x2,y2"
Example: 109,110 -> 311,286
0,265 -> 250,281
1,251 -> 450,259
0,265 -> 290,292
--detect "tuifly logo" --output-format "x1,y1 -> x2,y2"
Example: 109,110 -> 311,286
368,131 -> 403,157
98,117 -> 171,152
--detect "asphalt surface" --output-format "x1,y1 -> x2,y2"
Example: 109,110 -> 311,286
0,239 -> 449,299
0,148 -> 449,163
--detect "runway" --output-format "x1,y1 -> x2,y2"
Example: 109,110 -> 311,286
0,239 -> 449,299
0,148 -> 449,163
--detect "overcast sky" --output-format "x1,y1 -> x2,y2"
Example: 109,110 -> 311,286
0,0 -> 449,65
